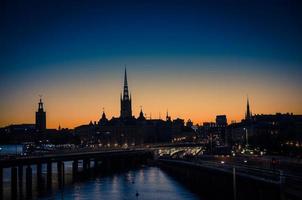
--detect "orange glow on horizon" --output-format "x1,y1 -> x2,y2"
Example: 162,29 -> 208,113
1,59 -> 302,129
1,88 -> 301,129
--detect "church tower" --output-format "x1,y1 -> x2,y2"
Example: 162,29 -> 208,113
245,97 -> 252,121
99,108 -> 108,126
120,67 -> 132,119
36,97 -> 46,132
137,106 -> 146,121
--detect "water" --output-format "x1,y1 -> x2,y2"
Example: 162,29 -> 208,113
0,144 -> 23,155
38,167 -> 200,200
1,146 -> 200,199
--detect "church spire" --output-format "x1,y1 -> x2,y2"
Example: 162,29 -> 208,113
166,109 -> 171,121
124,66 -> 128,87
120,66 -> 132,118
122,66 -> 129,101
245,96 -> 251,120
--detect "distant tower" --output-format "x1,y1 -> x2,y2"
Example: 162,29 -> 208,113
137,106 -> 146,121
36,97 -> 46,132
186,119 -> 193,128
99,108 -> 108,126
120,67 -> 132,119
245,97 -> 252,121
166,110 -> 171,122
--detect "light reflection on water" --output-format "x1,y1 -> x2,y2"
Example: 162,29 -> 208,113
3,161 -> 75,199
0,145 -> 23,155
39,167 -> 200,200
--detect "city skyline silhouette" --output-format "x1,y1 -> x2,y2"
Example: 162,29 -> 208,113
1,1 -> 302,200
1,0 -> 302,128
0,66 -> 301,129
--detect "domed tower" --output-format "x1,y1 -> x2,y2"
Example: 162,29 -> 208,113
137,106 -> 146,121
99,109 -> 108,126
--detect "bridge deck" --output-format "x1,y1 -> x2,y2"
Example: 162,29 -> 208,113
0,149 -> 150,167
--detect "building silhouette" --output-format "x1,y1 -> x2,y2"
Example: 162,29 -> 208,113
225,97 -> 302,155
0,69 -> 196,144
137,107 -> 146,121
0,70 -> 301,156
36,98 -> 46,132
120,68 -> 132,119
216,115 -> 227,127
245,97 -> 252,121
74,68 -> 195,145
197,115 -> 228,150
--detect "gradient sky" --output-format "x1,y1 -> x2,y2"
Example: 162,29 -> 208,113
1,0 -> 302,128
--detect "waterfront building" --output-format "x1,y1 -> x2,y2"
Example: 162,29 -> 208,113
74,68 -> 194,145
226,97 -> 302,155
36,98 -> 46,132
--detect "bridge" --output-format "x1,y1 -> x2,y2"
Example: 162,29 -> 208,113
0,149 -> 153,199
1,144 -> 301,200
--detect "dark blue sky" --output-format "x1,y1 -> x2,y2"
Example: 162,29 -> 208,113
1,0 -> 302,69
1,0 -> 302,127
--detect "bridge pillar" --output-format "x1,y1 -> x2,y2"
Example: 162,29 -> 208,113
37,163 -> 43,190
233,167 -> 237,200
112,158 -> 119,170
62,162 -> 65,186
94,159 -> 99,170
11,167 -> 17,199
94,159 -> 97,168
0,167 -> 3,200
83,159 -> 90,171
83,159 -> 87,171
18,165 -> 23,199
87,159 -> 91,171
57,161 -> 64,188
46,162 -> 52,189
131,156 -> 137,167
26,166 -> 32,198
103,159 -> 111,172
94,158 -> 102,174
72,160 -> 78,180
120,158 -> 125,169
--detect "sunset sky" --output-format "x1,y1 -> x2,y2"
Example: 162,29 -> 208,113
1,0 -> 302,128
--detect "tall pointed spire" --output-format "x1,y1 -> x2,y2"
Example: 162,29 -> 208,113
120,66 -> 132,118
245,96 -> 251,120
122,66 -> 129,101
124,66 -> 128,87
166,109 -> 171,121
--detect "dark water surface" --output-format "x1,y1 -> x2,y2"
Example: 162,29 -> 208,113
1,145 -> 200,199
37,166 -> 200,200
